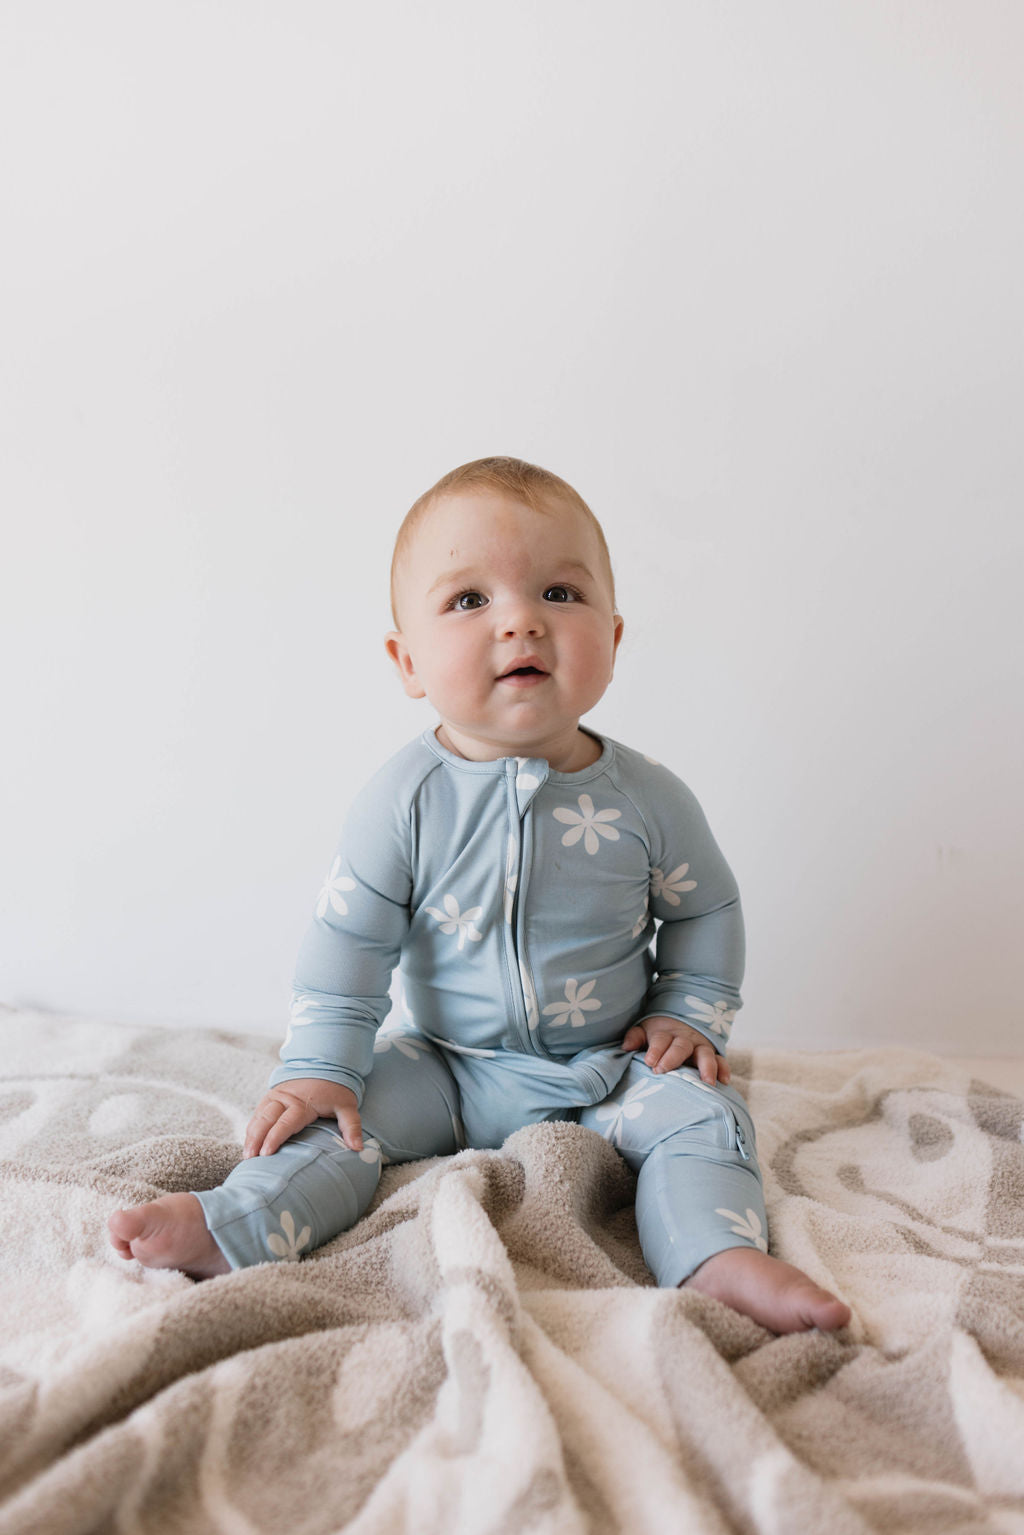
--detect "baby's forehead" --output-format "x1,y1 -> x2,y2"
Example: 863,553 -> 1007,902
412,490 -> 589,555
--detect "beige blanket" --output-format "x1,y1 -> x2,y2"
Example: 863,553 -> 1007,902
1,1004 -> 1023,1534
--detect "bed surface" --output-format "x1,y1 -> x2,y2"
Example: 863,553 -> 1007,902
1,1004 -> 1023,1533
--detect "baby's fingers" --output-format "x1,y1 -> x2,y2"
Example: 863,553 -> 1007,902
693,1043 -> 731,1085
244,1100 -> 284,1159
264,1103 -> 315,1156
335,1103 -> 364,1153
650,1034 -> 697,1074
644,1030 -> 678,1072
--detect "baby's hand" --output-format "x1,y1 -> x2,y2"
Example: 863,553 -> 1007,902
244,1078 -> 363,1158
622,1017 -> 731,1085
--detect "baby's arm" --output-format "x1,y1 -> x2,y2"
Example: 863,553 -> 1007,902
628,766 -> 745,1072
260,769 -> 414,1149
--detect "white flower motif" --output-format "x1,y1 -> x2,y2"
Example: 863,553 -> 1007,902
266,1209 -> 311,1261
373,1031 -> 429,1059
716,1207 -> 768,1253
543,977 -> 602,1028
594,1080 -> 665,1146
424,893 -> 484,950
282,993 -> 320,1051
318,1128 -> 388,1165
683,995 -> 736,1039
515,757 -> 541,791
650,863 -> 697,905
504,833 -> 518,924
553,793 -> 622,855
519,961 -> 540,1030
631,896 -> 650,939
316,858 -> 357,919
421,1031 -> 498,1059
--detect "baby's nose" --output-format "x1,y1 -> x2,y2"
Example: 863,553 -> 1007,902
498,602 -> 545,638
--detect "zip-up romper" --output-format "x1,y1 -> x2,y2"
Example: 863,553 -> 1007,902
195,730 -> 767,1285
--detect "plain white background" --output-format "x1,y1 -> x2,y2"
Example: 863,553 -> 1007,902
2,2 -> 1021,1053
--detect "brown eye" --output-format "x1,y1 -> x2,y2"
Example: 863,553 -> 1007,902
543,585 -> 577,603
455,590 -> 487,610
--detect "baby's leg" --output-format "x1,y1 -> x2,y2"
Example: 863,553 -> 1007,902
109,1031 -> 462,1276
581,1061 -> 850,1333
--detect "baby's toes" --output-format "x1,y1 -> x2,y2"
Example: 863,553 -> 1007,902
108,1206 -> 147,1257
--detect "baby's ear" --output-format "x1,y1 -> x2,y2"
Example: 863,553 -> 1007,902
384,632 -> 426,699
611,614 -> 625,663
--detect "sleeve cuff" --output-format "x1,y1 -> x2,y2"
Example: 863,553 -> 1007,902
268,1065 -> 367,1107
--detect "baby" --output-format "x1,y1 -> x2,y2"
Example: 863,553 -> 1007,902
110,456 -> 850,1334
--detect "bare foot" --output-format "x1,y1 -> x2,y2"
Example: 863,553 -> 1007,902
684,1247 -> 851,1333
108,1194 -> 230,1279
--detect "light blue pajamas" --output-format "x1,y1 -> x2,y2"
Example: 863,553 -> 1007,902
195,730 -> 767,1284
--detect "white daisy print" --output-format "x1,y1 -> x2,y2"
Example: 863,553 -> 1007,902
543,978 -> 602,1029
422,1030 -> 497,1058
519,961 -> 540,1030
318,1129 -> 388,1165
266,1210 -> 311,1261
515,758 -> 541,791
594,1080 -> 665,1147
282,993 -> 319,1050
424,893 -> 484,950
716,1207 -> 768,1253
374,1031 -> 430,1059
631,896 -> 650,939
553,794 -> 622,855
317,858 -> 357,919
683,995 -> 736,1039
650,863 -> 697,905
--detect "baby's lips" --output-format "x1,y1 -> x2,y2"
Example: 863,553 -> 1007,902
497,661 -> 549,680
497,652 -> 547,679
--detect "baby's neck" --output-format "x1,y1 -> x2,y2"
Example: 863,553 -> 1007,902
435,723 -> 601,774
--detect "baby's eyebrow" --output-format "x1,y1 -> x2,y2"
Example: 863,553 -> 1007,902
544,560 -> 595,583
428,566 -> 478,595
427,559 -> 596,596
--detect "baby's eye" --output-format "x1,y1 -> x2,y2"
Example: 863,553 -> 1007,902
452,590 -> 488,611
543,584 -> 581,603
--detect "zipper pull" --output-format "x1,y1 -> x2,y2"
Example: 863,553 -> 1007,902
735,1122 -> 751,1161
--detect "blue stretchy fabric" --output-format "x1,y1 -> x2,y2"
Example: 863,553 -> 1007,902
194,729 -> 768,1283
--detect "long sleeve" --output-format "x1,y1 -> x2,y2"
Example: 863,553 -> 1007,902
268,769 -> 414,1105
635,770 -> 745,1053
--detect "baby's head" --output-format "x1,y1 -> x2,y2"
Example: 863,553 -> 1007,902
386,456 -> 623,769
389,457 -> 616,626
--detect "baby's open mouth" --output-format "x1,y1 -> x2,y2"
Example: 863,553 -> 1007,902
498,662 -> 549,682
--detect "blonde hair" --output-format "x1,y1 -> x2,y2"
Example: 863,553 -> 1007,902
389,455 -> 615,625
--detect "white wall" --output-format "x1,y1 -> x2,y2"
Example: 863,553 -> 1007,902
2,2 -> 1021,1053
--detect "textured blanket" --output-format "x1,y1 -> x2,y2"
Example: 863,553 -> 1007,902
1,1005 -> 1023,1534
